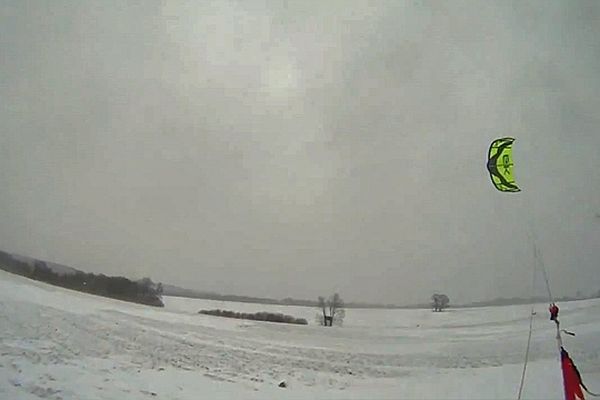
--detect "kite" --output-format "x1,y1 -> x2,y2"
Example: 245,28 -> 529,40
487,137 -> 520,192
486,139 -> 599,400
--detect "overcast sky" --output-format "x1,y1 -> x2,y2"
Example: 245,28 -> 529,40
1,1 -> 599,305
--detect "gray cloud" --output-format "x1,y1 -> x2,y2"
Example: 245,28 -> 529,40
1,1 -> 599,304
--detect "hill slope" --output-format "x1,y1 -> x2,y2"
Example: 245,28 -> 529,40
1,269 -> 599,399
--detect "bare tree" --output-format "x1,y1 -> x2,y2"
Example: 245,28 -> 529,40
431,293 -> 450,312
329,293 -> 345,326
316,293 -> 345,326
440,294 -> 449,310
432,293 -> 439,312
317,296 -> 328,326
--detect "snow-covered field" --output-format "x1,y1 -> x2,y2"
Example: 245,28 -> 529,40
1,270 -> 599,399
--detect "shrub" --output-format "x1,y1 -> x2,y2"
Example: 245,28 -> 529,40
198,309 -> 308,325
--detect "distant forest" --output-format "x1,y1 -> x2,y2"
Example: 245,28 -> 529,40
166,284 -> 600,310
453,292 -> 600,308
1,250 -> 598,310
163,284 -> 413,309
0,250 -> 163,307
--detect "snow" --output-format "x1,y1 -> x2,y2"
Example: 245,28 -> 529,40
1,270 -> 599,399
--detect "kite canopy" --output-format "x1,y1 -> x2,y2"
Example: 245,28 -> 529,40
487,137 -> 520,192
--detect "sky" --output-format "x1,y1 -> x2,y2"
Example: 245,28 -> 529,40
1,0 -> 599,305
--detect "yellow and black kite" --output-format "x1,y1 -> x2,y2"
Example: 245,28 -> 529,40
487,137 -> 520,192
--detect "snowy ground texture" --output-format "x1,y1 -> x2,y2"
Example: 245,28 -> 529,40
1,270 -> 599,399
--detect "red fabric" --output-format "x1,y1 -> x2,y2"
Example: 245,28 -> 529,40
562,349 -> 585,400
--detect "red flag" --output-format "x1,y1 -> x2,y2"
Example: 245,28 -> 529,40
561,347 -> 585,400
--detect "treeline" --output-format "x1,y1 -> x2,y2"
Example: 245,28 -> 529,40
199,309 -> 308,325
282,297 -> 400,309
0,250 -> 34,277
164,284 -> 281,304
455,292 -> 600,308
0,250 -> 163,307
166,287 -> 418,309
456,296 -> 548,308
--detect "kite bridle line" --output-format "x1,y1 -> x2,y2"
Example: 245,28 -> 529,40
516,192 -> 566,398
516,248 -> 537,400
516,204 -> 546,400
518,185 -> 599,399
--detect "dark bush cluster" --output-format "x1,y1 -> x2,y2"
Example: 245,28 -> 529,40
0,251 -> 163,307
199,309 -> 308,325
